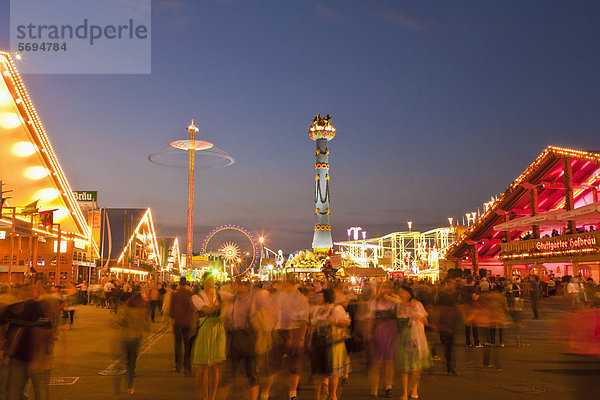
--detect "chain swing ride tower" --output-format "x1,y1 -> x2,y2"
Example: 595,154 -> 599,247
309,114 -> 336,251
168,121 -> 215,260
185,121 -> 199,258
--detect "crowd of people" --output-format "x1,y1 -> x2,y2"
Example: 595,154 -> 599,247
1,271 -> 599,400
118,272 -> 563,400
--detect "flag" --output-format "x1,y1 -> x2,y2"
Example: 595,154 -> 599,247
21,200 -> 39,214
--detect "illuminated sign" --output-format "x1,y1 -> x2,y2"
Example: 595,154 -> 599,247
73,191 -> 97,202
535,235 -> 597,251
0,231 -> 5,239
501,232 -> 600,261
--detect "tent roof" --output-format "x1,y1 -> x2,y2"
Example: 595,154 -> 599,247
447,146 -> 600,261
0,52 -> 89,239
560,202 -> 600,224
116,208 -> 161,268
493,209 -> 567,231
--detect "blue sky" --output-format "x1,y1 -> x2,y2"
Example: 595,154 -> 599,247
2,0 -> 600,252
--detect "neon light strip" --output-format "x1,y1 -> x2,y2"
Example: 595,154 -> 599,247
171,237 -> 181,270
146,209 -> 161,267
334,242 -> 382,249
116,208 -> 161,268
0,216 -> 88,241
109,267 -> 149,275
0,53 -> 96,255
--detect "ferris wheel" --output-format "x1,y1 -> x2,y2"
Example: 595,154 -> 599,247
201,225 -> 259,277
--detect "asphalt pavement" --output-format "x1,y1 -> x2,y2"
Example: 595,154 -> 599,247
44,298 -> 599,400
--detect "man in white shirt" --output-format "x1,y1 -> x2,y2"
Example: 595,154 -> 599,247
567,277 -> 583,310
479,277 -> 491,293
104,280 -> 114,309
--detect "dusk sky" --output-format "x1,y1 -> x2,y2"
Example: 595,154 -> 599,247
2,0 -> 600,253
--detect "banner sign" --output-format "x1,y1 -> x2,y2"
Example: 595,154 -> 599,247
501,231 -> 600,261
74,191 -> 97,202
88,210 -> 101,247
535,235 -> 597,251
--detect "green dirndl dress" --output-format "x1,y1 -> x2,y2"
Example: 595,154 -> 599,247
192,315 -> 227,366
396,322 -> 432,372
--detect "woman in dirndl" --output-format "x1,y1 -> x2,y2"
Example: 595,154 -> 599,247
192,276 -> 226,400
367,281 -> 399,398
309,288 -> 351,400
396,287 -> 431,400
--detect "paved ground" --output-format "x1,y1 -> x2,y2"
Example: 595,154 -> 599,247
43,299 -> 600,400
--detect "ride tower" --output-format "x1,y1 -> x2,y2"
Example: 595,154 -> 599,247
168,120 -> 215,261
186,121 -> 198,259
309,114 -> 336,252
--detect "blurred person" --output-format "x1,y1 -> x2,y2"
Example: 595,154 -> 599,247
252,285 -> 277,400
161,283 -> 176,320
567,276 -> 584,311
158,283 -> 167,311
540,275 -> 549,297
121,280 -> 132,302
192,276 -> 226,400
60,284 -> 78,329
559,303 -> 600,400
224,280 -> 269,400
303,283 -> 324,388
555,276 -> 564,296
344,293 -> 370,380
111,280 -> 123,314
0,286 -> 53,400
0,286 -> 19,400
547,276 -> 556,296
89,283 -> 103,307
460,276 -> 480,347
396,287 -> 431,400
475,287 -> 508,371
308,288 -> 350,400
506,279 -> 524,346
529,275 -> 540,319
268,279 -> 309,400
478,277 -> 491,293
170,277 -> 195,376
436,282 -> 461,376
592,281 -> 600,308
44,286 -> 69,367
367,282 -> 399,398
113,285 -> 149,395
104,279 -> 114,309
361,279 -> 375,299
75,281 -> 88,305
147,281 -> 160,323
584,277 -> 595,306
